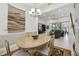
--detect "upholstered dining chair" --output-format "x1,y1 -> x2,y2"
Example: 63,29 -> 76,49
5,40 -> 29,56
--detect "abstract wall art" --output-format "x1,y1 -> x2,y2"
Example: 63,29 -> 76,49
8,5 -> 25,33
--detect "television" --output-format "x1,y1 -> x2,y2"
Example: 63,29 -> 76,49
38,23 -> 46,34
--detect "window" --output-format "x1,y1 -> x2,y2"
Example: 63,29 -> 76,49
52,23 -> 64,30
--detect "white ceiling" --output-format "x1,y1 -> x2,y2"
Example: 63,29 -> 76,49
10,3 -> 63,11
10,3 -> 51,10
19,3 -> 47,8
9,3 -> 74,22
10,3 -> 71,13
38,3 -> 75,21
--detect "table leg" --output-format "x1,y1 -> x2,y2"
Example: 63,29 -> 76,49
28,48 -> 37,56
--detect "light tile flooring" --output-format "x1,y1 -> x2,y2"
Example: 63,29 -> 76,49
54,30 -> 75,55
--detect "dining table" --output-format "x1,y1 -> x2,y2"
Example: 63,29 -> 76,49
16,34 -> 50,56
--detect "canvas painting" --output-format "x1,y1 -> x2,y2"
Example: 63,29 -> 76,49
8,5 -> 25,33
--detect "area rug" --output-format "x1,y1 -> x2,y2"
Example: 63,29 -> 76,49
51,46 -> 71,56
35,46 -> 71,56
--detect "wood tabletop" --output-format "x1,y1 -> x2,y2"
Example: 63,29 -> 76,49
16,34 -> 50,49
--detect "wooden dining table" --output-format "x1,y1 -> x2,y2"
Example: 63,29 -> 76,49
16,34 -> 50,56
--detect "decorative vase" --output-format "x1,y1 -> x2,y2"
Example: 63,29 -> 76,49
32,35 -> 38,40
32,32 -> 38,40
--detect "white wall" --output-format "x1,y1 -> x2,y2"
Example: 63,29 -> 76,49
0,3 -> 39,54
0,3 -> 8,34
0,3 -> 38,34
0,3 -> 27,34
0,4 -> 26,50
0,3 -> 39,44
0,3 -> 39,55
38,20 -> 47,24
10,3 -> 38,33
26,11 -> 38,33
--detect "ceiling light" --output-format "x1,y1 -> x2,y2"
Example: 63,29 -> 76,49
29,3 -> 42,17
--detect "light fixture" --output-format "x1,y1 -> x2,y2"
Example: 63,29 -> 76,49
29,3 -> 42,17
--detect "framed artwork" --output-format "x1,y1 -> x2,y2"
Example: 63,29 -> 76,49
8,5 -> 25,33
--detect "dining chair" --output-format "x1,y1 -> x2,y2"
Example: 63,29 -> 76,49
36,44 -> 49,56
5,40 -> 29,56
5,40 -> 11,56
36,36 -> 54,56
73,42 -> 78,56
48,37 -> 54,56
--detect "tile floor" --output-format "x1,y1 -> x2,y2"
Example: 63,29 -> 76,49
54,30 -> 75,55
